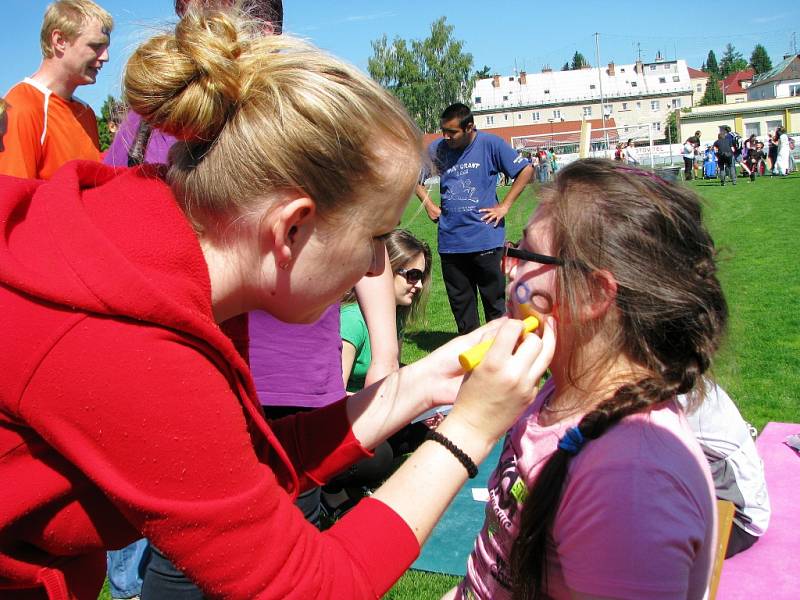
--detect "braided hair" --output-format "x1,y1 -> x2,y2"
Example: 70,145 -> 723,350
510,159 -> 727,599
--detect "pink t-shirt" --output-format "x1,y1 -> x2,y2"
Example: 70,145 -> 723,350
459,378 -> 716,600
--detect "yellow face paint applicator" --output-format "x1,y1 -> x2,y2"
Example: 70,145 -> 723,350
458,315 -> 540,371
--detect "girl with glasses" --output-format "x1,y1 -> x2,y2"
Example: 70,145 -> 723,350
449,159 -> 728,600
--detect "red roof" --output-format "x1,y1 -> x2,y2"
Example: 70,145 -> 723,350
422,118 -> 619,149
687,67 -> 709,79
720,69 -> 755,94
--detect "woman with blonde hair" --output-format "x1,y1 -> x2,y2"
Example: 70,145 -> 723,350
0,6 -> 555,599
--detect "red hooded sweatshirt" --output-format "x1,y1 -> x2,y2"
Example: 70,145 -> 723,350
0,162 -> 419,599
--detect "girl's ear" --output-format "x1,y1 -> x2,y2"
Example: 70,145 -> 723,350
580,269 -> 618,322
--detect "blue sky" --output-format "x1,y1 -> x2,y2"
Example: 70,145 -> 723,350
2,0 -> 798,112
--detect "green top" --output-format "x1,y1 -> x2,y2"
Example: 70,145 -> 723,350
340,303 -> 405,393
340,303 -> 371,393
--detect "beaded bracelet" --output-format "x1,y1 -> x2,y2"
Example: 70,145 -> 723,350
425,430 -> 479,479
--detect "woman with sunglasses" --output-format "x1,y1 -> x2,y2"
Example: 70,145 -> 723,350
340,229 -> 432,393
322,231 -> 434,517
448,159 -> 727,600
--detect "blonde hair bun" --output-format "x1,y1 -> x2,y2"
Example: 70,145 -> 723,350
124,8 -> 249,141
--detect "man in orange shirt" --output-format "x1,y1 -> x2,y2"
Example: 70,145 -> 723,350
0,0 -> 113,180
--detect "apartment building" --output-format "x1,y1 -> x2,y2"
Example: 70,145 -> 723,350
470,56 -> 693,141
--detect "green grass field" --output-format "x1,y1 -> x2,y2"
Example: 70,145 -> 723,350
98,172 -> 799,600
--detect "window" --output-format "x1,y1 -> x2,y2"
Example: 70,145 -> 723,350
553,109 -> 561,119
504,114 -> 509,120
621,102 -> 628,110
652,122 -> 661,132
532,111 -> 541,121
544,89 -> 550,94
790,84 -> 800,97
696,84 -> 702,92
474,97 -> 482,104
651,100 -> 660,110
631,81 -> 638,87
620,67 -> 626,72
604,103 -> 613,114
590,84 -> 596,89
502,95 -> 509,101
671,98 -> 681,108
518,114 -> 523,120
735,98 -> 745,103
636,101 -> 642,108
659,77 -> 666,84
486,116 -> 494,125
745,122 -> 761,137
766,120 -> 783,133
508,77 -> 515,81
650,65 -> 657,71
583,106 -> 592,117
673,75 -> 680,82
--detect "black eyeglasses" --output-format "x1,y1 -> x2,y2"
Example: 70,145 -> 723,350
397,268 -> 424,284
503,241 -> 564,273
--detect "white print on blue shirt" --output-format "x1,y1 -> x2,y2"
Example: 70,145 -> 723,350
430,131 -> 530,254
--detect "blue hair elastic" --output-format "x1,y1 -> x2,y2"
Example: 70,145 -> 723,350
558,426 -> 585,455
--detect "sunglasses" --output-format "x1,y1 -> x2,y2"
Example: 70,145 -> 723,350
503,241 -> 564,274
396,268 -> 424,284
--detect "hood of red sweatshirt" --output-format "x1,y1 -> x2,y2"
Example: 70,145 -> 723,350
0,159 -> 297,487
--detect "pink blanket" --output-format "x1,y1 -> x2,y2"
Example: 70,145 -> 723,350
717,422 -> 800,598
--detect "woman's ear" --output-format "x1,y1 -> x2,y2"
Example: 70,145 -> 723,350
266,197 -> 316,269
581,269 -> 618,322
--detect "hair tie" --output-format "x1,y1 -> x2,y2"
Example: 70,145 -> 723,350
558,426 -> 585,455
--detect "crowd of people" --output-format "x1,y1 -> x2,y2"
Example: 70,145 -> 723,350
682,125 -> 795,184
0,2 -> 773,600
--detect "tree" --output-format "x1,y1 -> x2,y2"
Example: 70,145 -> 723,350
474,65 -> 492,79
705,50 -> 720,76
570,51 -> 589,70
561,61 -> 570,71
699,73 -> 724,106
665,110 -> 679,145
719,43 -> 748,77
368,17 -> 474,132
97,94 -> 124,152
750,44 -> 773,74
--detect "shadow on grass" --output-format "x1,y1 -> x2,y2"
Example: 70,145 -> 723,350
405,330 -> 458,353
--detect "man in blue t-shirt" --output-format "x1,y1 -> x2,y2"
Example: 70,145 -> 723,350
416,103 -> 533,334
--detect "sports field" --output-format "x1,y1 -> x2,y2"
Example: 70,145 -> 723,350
97,171 -> 799,600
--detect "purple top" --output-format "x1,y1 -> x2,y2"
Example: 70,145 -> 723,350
105,111 -> 346,408
103,111 -> 178,168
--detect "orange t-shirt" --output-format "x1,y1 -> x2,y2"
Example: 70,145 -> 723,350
0,79 -> 100,180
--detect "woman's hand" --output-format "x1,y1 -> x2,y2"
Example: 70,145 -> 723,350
444,316 -> 555,446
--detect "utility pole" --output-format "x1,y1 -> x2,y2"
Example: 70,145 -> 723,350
595,32 -> 609,154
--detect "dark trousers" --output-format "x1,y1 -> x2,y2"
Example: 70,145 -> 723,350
718,154 -> 736,184
440,248 -> 506,334
141,546 -> 204,600
725,524 -> 759,558
683,156 -> 694,180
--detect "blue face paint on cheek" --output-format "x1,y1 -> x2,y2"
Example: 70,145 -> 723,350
514,282 -> 532,305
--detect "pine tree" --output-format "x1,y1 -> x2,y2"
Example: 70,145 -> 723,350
570,51 -> 589,70
719,44 -> 748,77
750,44 -> 773,74
705,50 -> 720,76
699,73 -> 724,106
561,61 -> 570,71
